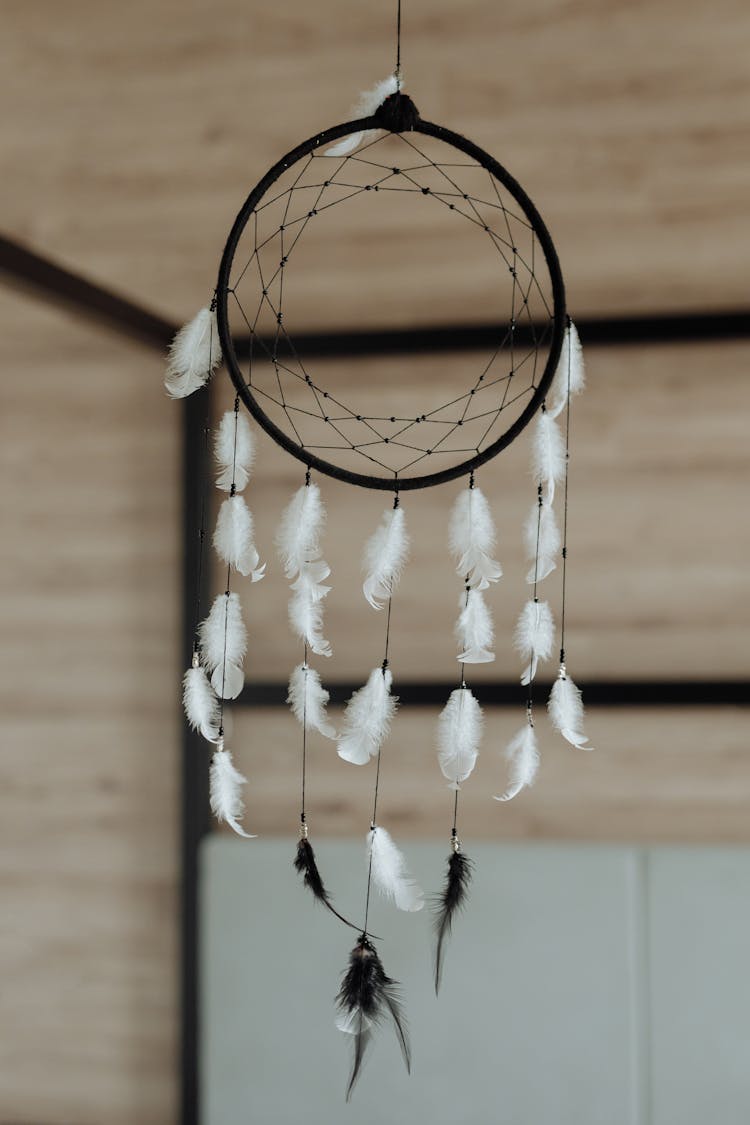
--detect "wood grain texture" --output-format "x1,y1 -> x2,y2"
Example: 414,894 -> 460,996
212,338 -> 750,683
0,291 -> 180,1124
4,0 -> 749,325
228,704 -> 750,844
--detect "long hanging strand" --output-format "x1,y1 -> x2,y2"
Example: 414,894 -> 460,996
182,385 -> 220,745
433,473 -> 497,990
495,490 -> 544,802
335,491 -> 421,1100
202,392 -> 260,837
285,473 -> 358,928
547,319 -> 594,750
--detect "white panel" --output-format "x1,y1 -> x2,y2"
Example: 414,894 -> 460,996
201,838 -> 639,1125
649,848 -> 750,1125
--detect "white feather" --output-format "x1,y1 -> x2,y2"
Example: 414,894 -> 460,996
456,588 -> 495,664
514,599 -> 555,685
289,562 -> 332,657
214,411 -> 255,492
449,487 -> 503,590
494,722 -> 540,802
209,748 -> 256,837
524,499 -> 561,584
548,321 -> 586,420
367,826 -> 424,912
182,663 -> 220,742
210,661 -> 244,701
532,411 -> 566,505
437,687 -> 483,789
362,505 -> 409,610
325,74 -> 400,157
276,483 -> 325,580
287,663 -> 336,739
213,495 -> 266,580
337,668 -> 397,765
199,592 -> 247,675
164,308 -> 221,398
548,669 -> 594,751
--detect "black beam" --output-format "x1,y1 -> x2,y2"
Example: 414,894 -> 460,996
0,234 -> 173,349
180,389 -> 213,1125
239,680 -> 750,709
2,234 -> 749,357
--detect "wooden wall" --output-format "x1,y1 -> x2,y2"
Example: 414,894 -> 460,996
0,292 -> 180,1124
2,0 -> 749,1122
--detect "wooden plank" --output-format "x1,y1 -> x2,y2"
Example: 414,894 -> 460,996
0,292 -> 179,1124
3,0 -> 749,324
209,338 -> 750,683
228,704 -> 750,843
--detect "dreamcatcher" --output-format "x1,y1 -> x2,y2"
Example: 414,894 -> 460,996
168,35 -> 591,1099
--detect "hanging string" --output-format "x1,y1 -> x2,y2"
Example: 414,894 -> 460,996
217,394 -> 242,739
559,316 -> 573,666
395,0 -> 402,88
300,641 -> 309,824
362,493 -> 398,936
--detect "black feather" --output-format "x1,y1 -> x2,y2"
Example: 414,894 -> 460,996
293,837 -> 360,932
336,935 -> 410,1100
433,849 -> 473,993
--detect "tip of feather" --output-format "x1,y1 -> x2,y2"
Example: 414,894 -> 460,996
493,783 -> 524,802
562,729 -> 594,751
226,818 -> 257,839
459,647 -> 495,664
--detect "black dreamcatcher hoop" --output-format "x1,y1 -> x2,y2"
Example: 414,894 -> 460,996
168,73 -> 591,1102
216,91 -> 566,491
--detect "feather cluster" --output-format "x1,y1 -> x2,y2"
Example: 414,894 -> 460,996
182,661 -> 220,742
433,849 -> 473,993
368,826 -> 424,912
335,935 -> 410,1101
532,410 -> 566,505
456,588 -> 494,664
548,669 -> 594,750
362,505 -> 409,610
209,747 -> 255,837
337,668 -> 397,765
287,663 -> 336,739
325,74 -> 400,158
214,410 -> 255,492
436,687 -> 483,789
198,592 -> 247,699
548,320 -> 586,419
277,483 -> 332,656
524,497 -> 561,584
449,486 -> 503,589
164,308 -> 221,399
213,495 -> 265,580
494,721 -> 540,802
514,598 -> 555,685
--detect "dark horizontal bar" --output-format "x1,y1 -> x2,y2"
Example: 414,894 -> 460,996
2,233 -> 749,357
0,234 -> 174,350
239,680 -> 750,709
237,310 -> 750,359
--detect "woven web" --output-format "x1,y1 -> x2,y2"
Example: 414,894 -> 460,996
224,129 -> 555,481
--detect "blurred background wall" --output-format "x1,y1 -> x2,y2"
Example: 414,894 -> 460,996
1,1 -> 748,1123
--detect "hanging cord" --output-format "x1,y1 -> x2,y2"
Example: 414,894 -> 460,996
524,476 -> 545,732
395,0 -> 403,88
190,300 -> 218,664
217,394 -> 242,741
362,491 -> 398,936
449,468 -> 476,847
298,466 -> 315,833
559,316 -> 573,667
